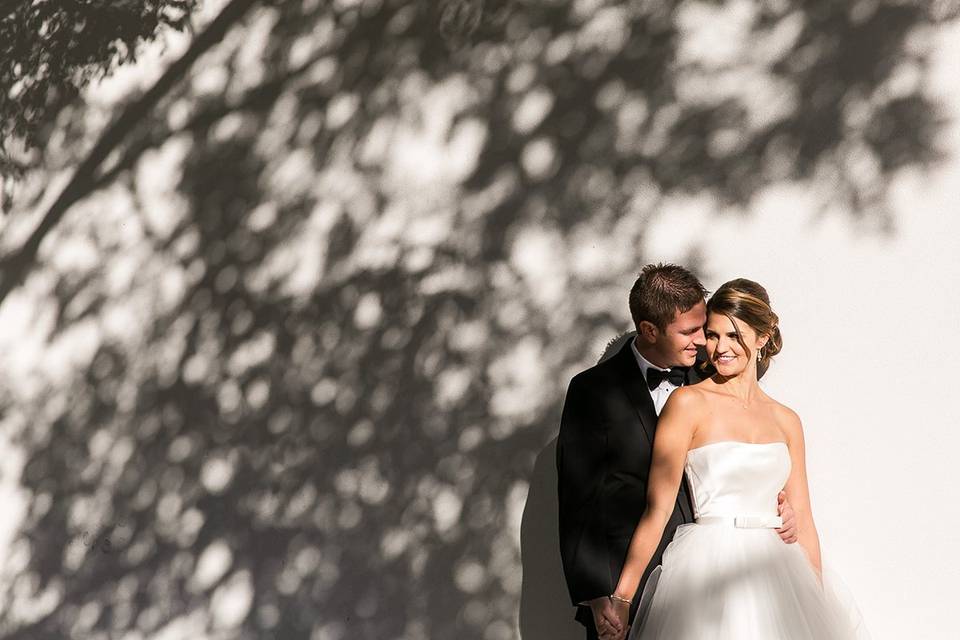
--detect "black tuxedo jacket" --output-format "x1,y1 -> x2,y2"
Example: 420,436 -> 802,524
556,336 -> 713,625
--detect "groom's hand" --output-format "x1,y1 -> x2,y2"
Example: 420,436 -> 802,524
587,596 -> 622,640
776,491 -> 799,544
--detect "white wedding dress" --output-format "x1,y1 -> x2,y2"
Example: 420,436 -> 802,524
630,441 -> 870,639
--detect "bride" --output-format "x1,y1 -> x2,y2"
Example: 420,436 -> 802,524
606,279 -> 868,639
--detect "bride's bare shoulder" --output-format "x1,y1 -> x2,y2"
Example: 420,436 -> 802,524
662,384 -> 708,416
770,401 -> 804,441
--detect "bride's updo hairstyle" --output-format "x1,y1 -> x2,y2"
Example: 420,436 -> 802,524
706,278 -> 783,379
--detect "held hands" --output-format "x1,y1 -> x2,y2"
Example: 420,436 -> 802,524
776,491 -> 798,544
588,595 -> 626,640
609,595 -> 631,640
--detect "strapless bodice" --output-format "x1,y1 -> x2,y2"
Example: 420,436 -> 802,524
684,441 -> 790,520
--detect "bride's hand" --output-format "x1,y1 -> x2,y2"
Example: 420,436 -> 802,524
775,491 -> 798,544
587,596 -> 622,640
611,596 -> 631,640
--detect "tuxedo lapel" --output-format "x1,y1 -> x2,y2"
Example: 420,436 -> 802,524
613,337 -> 695,523
611,342 -> 658,447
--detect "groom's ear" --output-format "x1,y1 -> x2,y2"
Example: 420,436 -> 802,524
637,320 -> 659,343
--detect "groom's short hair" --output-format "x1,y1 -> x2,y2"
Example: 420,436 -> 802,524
629,263 -> 708,330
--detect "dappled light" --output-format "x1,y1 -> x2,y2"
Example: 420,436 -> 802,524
0,0 -> 956,638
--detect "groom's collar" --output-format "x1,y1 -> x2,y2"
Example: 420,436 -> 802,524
630,336 -> 672,381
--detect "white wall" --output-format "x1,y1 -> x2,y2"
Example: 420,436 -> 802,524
637,23 -> 960,640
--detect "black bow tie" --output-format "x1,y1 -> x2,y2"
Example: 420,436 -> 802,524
646,366 -> 688,390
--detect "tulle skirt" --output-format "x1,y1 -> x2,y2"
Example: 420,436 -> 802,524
629,522 -> 870,639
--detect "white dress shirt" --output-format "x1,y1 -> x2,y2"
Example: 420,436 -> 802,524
630,338 -> 683,415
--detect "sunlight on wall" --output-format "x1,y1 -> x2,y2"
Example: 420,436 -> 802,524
637,21 -> 960,640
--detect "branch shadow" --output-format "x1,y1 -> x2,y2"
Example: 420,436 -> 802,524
0,1 -> 954,638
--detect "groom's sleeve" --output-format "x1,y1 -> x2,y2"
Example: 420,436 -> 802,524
556,376 -> 613,606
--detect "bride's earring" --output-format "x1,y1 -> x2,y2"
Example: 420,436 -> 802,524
756,347 -> 762,362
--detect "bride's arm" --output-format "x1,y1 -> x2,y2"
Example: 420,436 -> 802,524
612,388 -> 698,604
780,407 -> 823,582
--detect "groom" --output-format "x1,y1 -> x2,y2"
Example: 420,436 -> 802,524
556,263 -> 799,640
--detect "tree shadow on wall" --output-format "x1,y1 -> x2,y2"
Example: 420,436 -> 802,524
0,1 -> 956,639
